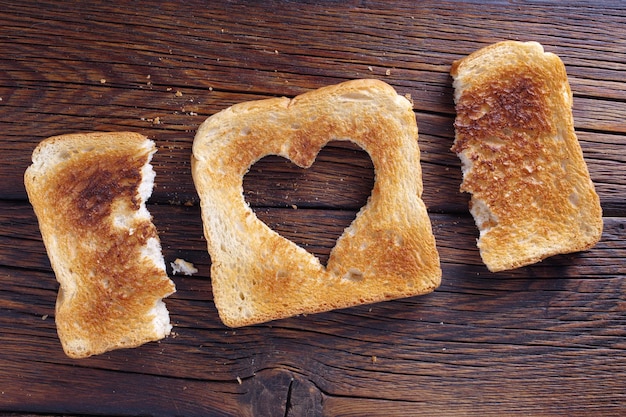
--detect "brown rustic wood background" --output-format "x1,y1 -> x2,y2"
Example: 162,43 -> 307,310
1,1 -> 625,416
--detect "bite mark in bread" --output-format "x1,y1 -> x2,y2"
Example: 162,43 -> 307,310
450,41 -> 603,272
192,79 -> 441,327
25,132 -> 176,358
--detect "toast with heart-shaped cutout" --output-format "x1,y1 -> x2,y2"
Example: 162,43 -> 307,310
192,79 -> 441,327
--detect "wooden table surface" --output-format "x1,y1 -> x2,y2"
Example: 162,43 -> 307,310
1,1 -> 625,416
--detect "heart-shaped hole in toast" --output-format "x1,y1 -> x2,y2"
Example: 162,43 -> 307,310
243,141 -> 375,266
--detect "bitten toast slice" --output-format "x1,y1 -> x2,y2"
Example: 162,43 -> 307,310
450,41 -> 603,272
25,132 -> 176,358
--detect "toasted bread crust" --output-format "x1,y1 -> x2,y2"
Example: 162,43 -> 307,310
193,79 -> 441,327
25,132 -> 175,358
451,41 -> 603,272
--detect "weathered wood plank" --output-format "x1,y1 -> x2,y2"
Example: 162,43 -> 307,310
3,201 -> 624,280
2,122 -> 622,216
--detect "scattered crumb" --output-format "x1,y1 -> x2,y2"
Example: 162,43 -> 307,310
171,258 -> 198,276
175,90 -> 183,97
100,78 -> 107,84
274,49 -> 279,54
385,69 -> 391,76
41,314 -> 48,320
166,87 -> 172,92
140,116 -> 161,125
209,86 -> 213,91
236,376 -> 242,384
291,204 -> 298,210
404,93 -> 414,106
368,66 -> 373,72
371,356 -> 378,364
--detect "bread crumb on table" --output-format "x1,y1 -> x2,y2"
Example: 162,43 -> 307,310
171,258 -> 198,276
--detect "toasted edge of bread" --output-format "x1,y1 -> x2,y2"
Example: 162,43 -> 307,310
192,79 -> 441,327
450,41 -> 603,272
24,132 -> 176,358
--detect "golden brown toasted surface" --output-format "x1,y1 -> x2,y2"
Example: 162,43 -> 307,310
193,79 -> 441,327
25,132 -> 175,358
58,152 -> 144,227
451,41 -> 603,272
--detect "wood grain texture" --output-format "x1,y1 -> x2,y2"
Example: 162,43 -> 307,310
1,1 -> 625,416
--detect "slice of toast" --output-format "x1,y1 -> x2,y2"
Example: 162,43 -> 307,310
192,79 -> 441,327
25,132 -> 176,358
450,41 -> 603,272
